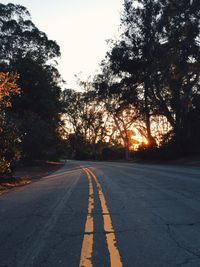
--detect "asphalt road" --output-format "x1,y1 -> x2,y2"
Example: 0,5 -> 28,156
1,161 -> 200,267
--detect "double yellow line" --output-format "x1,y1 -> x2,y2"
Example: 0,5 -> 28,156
79,167 -> 123,267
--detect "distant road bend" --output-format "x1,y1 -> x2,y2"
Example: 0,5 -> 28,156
1,161 -> 200,266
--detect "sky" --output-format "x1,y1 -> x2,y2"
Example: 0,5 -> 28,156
1,0 -> 123,89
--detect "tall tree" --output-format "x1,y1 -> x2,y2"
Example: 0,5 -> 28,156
8,57 -> 64,161
155,0 -> 200,151
0,3 -> 60,65
94,67 -> 140,160
106,0 -> 200,154
108,0 -> 160,145
0,4 -> 64,161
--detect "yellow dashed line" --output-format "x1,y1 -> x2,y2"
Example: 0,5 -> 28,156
86,168 -> 123,267
79,170 -> 94,267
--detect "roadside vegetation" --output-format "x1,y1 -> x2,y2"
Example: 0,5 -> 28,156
1,1 -> 200,182
0,4 -> 66,181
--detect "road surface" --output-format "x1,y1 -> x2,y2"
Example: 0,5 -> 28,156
1,161 -> 200,267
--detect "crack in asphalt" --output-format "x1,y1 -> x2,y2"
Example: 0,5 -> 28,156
166,224 -> 200,266
151,210 -> 200,265
166,221 -> 200,227
177,257 -> 199,267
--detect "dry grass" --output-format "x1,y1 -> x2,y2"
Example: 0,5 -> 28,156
0,161 -> 64,195
0,176 -> 31,194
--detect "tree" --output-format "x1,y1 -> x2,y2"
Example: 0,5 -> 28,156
0,4 -> 64,161
62,87 -> 108,159
0,72 -> 21,175
154,0 -> 200,152
8,57 -> 64,161
0,3 -> 60,65
104,0 -> 200,155
94,60 -> 144,159
108,0 -> 160,146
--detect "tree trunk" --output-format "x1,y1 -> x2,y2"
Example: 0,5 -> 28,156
124,140 -> 130,160
144,81 -> 155,146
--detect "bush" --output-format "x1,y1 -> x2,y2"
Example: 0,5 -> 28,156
0,115 -> 21,176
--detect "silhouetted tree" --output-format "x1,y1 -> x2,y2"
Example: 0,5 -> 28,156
0,4 -> 64,162
103,0 -> 200,155
94,68 -> 141,160
0,3 -> 60,65
154,0 -> 200,152
107,0 -> 160,146
8,57 -> 64,161
62,87 -> 108,159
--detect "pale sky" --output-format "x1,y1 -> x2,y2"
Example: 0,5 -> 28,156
1,0 -> 123,89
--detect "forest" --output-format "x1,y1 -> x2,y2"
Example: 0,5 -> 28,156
1,0 -> 200,177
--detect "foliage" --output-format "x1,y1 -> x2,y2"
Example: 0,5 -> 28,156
0,3 -> 60,65
94,66 -> 143,159
101,145 -> 127,161
62,84 -> 109,160
8,57 -> 64,161
0,72 -> 21,175
154,0 -> 200,152
90,0 -> 200,158
106,0 -> 161,145
0,72 -> 20,106
0,115 -> 21,175
0,4 -> 64,163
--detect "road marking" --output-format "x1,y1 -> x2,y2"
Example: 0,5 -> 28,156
79,170 -> 94,267
85,168 -> 123,267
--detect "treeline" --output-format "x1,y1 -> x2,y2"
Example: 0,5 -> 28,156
0,4 -> 65,175
63,0 -> 200,160
1,1 -> 200,172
